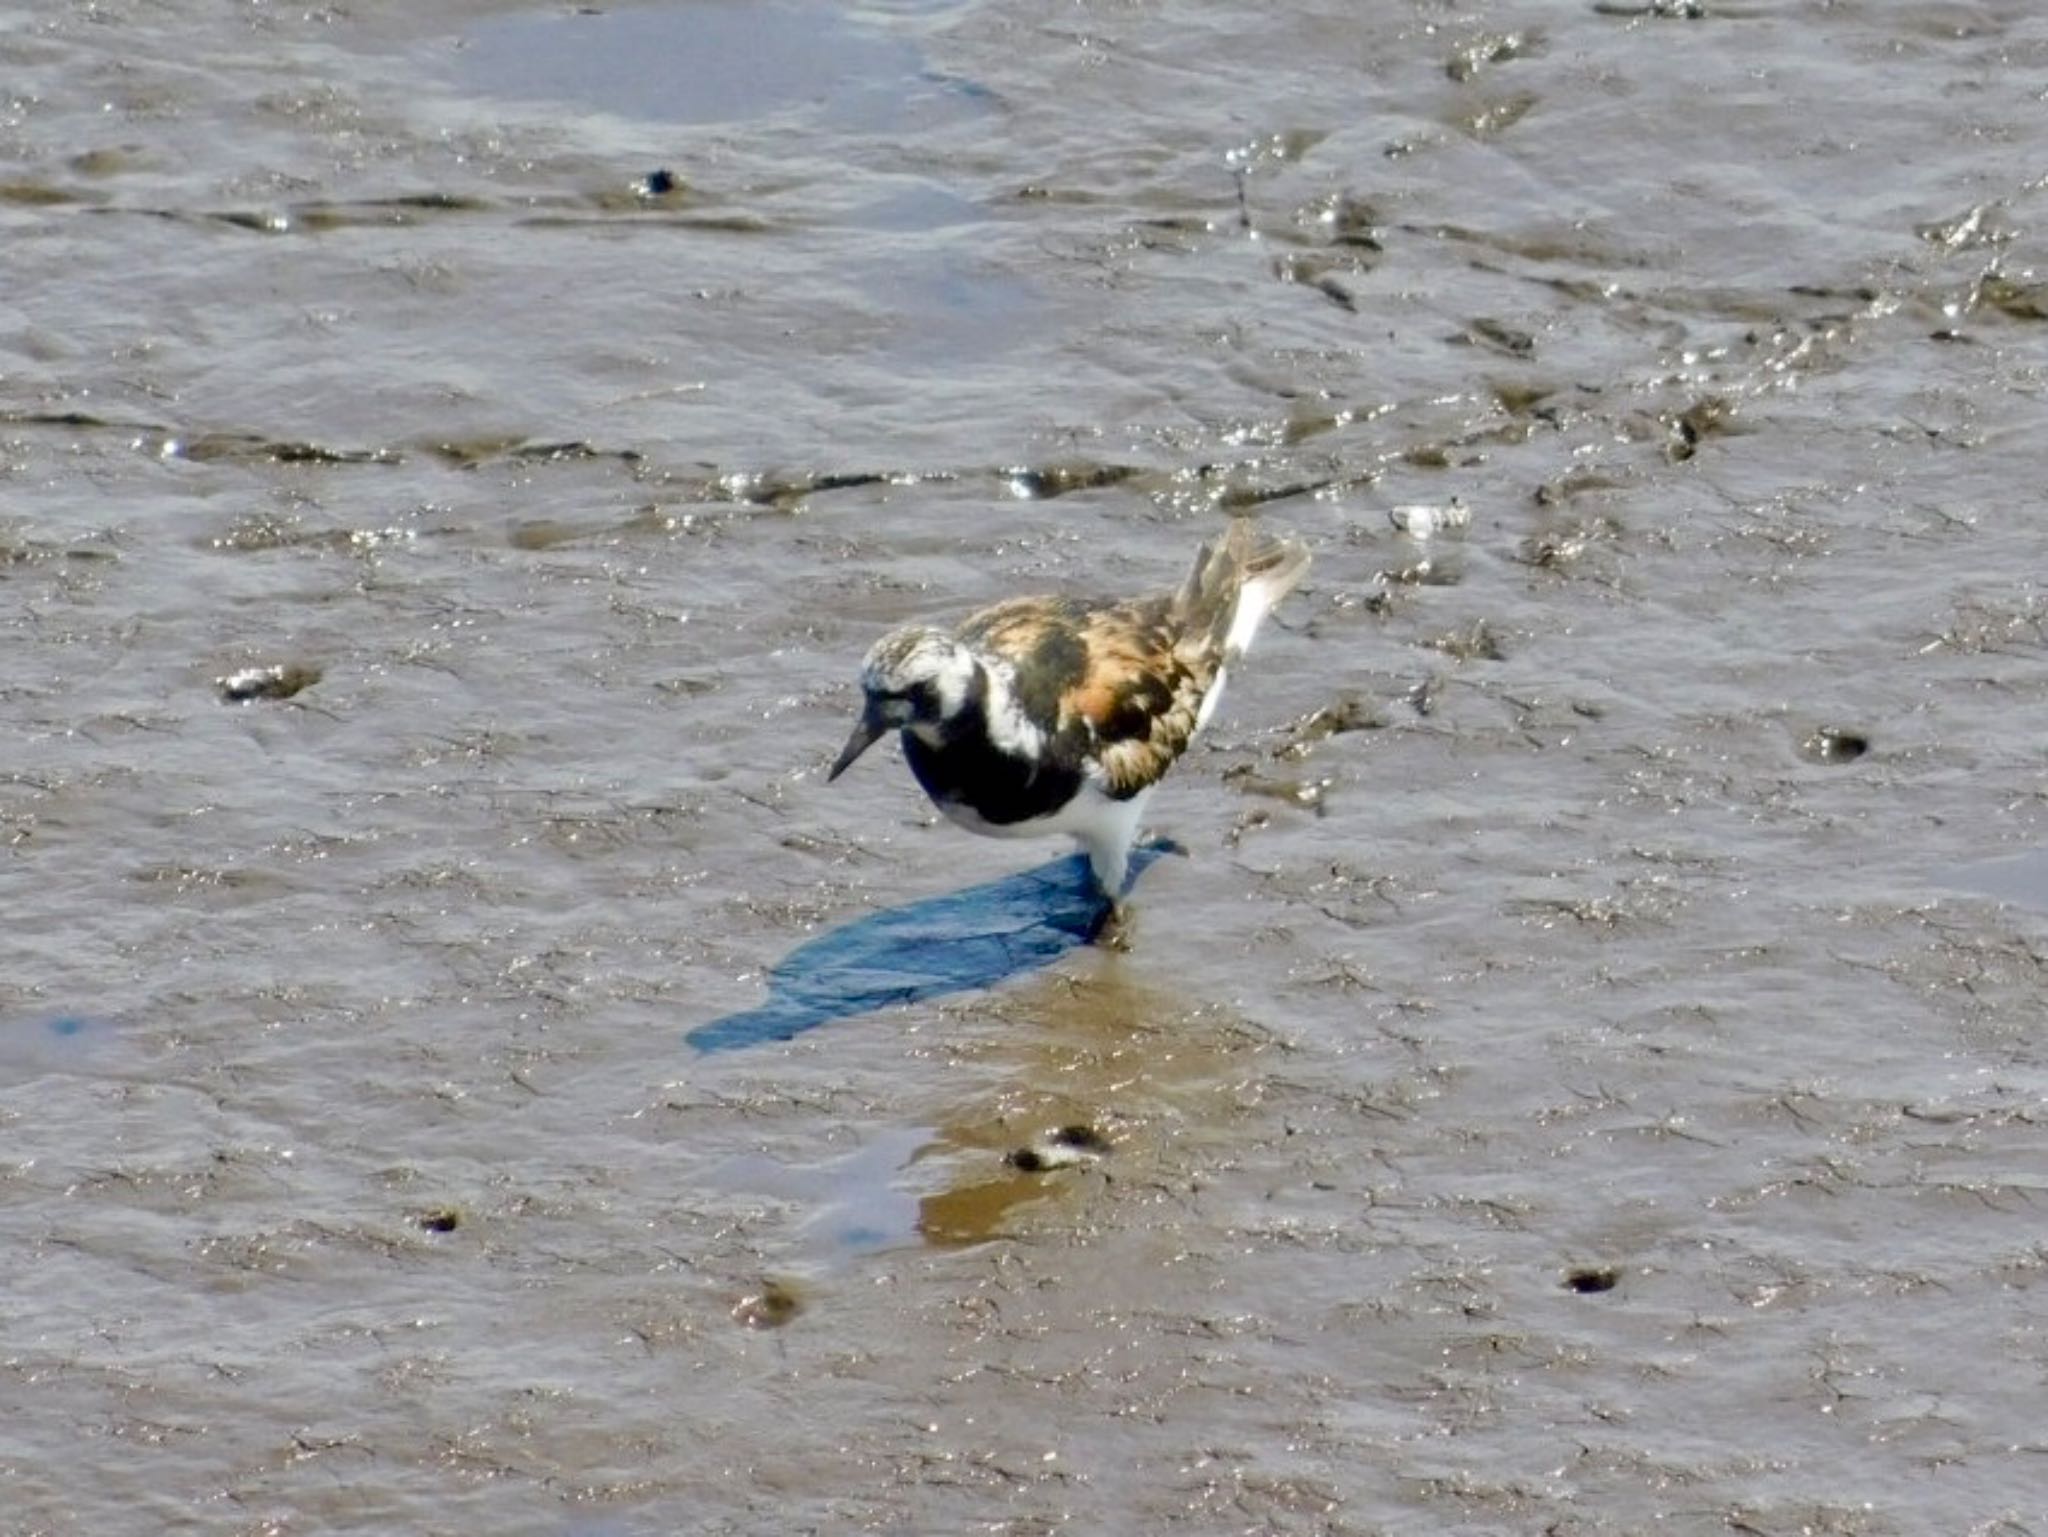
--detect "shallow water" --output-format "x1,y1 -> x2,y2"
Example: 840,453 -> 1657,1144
459,1 -> 991,133
6,0 -> 2048,1531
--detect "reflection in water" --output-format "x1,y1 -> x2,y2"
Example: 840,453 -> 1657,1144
705,1125 -> 934,1257
686,843 -> 1176,1053
693,879 -> 1254,1255
920,967 -> 1258,1245
703,1117 -> 1104,1258
917,1171 -> 1062,1247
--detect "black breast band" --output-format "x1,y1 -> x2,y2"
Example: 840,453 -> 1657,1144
902,714 -> 1084,826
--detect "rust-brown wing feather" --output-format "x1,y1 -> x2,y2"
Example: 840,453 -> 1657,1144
1056,599 -> 1219,797
959,593 -> 1222,799
955,597 -> 1092,729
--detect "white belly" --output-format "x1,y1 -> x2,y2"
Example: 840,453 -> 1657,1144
936,780 -> 1151,896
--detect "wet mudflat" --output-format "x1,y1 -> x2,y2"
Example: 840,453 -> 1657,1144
4,1 -> 2047,1532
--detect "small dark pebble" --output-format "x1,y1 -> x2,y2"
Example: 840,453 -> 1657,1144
639,168 -> 679,197
415,1207 -> 460,1233
733,1279 -> 802,1329
1049,1124 -> 1109,1153
1801,727 -> 1869,765
1565,1266 -> 1620,1294
1007,1147 -> 1049,1172
1462,317 -> 1536,357
217,663 -> 321,703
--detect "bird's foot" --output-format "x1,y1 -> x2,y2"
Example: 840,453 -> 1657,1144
1088,897 -> 1134,951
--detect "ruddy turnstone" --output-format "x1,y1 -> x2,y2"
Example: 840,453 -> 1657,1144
828,519 -> 1310,938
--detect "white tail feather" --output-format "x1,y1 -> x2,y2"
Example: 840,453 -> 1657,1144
1225,566 -> 1290,657
1223,536 -> 1310,659
1187,522 -> 1312,734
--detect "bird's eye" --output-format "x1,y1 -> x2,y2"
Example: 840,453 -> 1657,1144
907,682 -> 940,717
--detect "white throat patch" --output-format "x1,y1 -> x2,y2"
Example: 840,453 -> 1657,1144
927,645 -> 975,719
979,660 -> 1047,759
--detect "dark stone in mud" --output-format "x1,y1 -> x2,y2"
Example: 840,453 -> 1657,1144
216,663 -> 322,703
733,1280 -> 803,1329
1009,1124 -> 1111,1172
1049,1124 -> 1109,1153
1565,1266 -> 1620,1294
415,1207 -> 461,1234
1458,317 -> 1536,357
1800,727 -> 1869,765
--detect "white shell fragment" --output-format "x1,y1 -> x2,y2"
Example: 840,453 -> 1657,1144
1388,498 -> 1471,538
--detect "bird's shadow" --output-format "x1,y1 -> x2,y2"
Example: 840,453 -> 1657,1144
686,841 -> 1179,1054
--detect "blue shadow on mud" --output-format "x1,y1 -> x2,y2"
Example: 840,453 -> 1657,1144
687,843 -> 1176,1054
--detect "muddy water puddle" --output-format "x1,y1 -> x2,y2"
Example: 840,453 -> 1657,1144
6,0 -> 2048,1532
458,0 -> 990,134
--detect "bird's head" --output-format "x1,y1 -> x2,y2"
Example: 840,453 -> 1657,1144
828,626 -> 977,781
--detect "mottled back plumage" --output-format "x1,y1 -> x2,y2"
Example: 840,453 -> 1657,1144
958,520 -> 1309,797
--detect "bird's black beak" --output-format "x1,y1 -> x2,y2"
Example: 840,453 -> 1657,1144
828,703 -> 889,782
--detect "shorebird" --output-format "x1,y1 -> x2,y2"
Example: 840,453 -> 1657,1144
828,520 -> 1310,941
